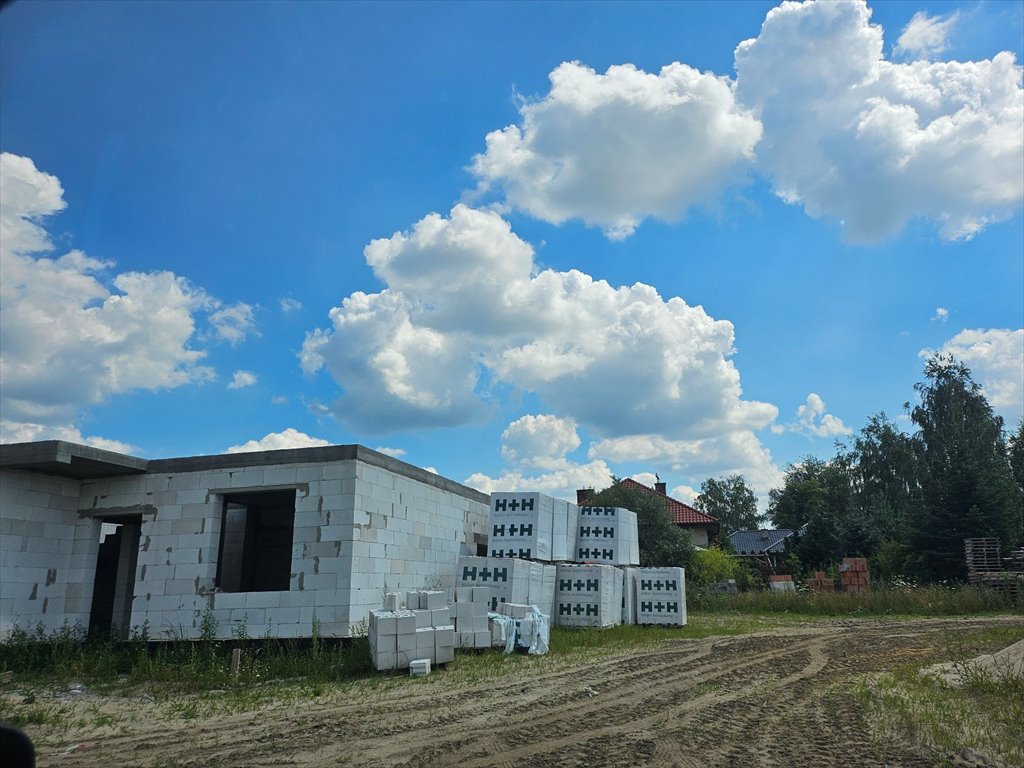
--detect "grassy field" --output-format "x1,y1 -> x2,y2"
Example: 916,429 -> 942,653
2,585 -> 1022,766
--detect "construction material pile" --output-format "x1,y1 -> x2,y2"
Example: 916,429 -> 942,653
368,589 -> 455,671
839,557 -> 870,593
806,571 -> 835,592
371,491 -> 687,673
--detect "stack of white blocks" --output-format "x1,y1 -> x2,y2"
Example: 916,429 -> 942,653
554,564 -> 622,628
457,556 -> 555,616
369,589 -> 456,671
621,567 -> 639,625
488,492 -> 553,560
575,507 -> 640,566
451,586 -> 491,648
635,567 -> 687,626
488,493 -> 580,561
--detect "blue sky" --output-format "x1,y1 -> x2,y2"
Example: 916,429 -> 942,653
2,0 -> 1022,508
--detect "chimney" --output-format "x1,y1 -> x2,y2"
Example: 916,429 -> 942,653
654,474 -> 666,495
576,488 -> 593,506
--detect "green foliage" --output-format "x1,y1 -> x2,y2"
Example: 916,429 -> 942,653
1009,419 -> 1024,492
691,584 -> 1021,616
844,412 -> 922,552
0,619 -> 374,691
693,474 -> 760,537
910,357 -> 1023,580
588,479 -> 694,568
688,548 -> 739,586
768,456 -> 852,568
764,359 -> 1023,583
869,539 -> 914,584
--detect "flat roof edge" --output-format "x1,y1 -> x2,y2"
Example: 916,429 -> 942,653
147,445 -> 490,504
2,441 -> 489,504
0,440 -> 149,478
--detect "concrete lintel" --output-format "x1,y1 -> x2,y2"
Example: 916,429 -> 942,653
207,483 -> 311,497
79,504 -> 158,519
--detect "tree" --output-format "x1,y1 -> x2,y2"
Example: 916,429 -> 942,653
843,412 -> 923,554
767,456 -> 853,568
688,548 -> 739,586
694,474 -> 760,536
909,357 -> 1023,580
588,479 -> 694,568
1010,419 -> 1024,493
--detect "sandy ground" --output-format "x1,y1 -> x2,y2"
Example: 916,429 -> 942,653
924,638 -> 1024,687
18,616 -> 1024,768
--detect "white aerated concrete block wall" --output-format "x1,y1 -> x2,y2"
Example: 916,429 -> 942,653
0,469 -> 99,635
3,451 -> 487,641
343,464 -> 488,633
83,472 -> 223,639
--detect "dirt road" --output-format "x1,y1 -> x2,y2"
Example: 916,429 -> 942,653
30,616 -> 1024,767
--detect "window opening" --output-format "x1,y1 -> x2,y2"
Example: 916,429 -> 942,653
216,490 -> 295,592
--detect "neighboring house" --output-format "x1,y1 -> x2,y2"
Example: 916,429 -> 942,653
728,528 -> 804,569
0,440 -> 489,641
576,477 -> 720,548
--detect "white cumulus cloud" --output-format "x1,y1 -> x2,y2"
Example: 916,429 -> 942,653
922,328 -> 1024,425
588,429 -> 782,502
375,446 -> 407,458
302,205 -> 777,441
0,152 -> 264,446
227,370 -> 258,390
471,60 -> 762,239
0,153 -> 224,436
895,11 -> 959,60
0,421 -> 136,454
934,307 -> 949,322
770,393 -> 853,438
280,297 -> 302,313
209,302 -> 257,346
500,414 -> 581,470
225,428 -> 330,453
465,459 -> 612,502
734,0 -> 1023,241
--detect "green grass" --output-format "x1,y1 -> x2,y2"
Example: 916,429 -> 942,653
2,586 -> 1017,697
0,621 -> 376,693
854,626 -> 1024,766
691,584 -> 1021,616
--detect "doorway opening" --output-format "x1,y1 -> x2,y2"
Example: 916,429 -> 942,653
88,516 -> 142,640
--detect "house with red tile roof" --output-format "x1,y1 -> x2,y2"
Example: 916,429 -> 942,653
576,477 -> 720,547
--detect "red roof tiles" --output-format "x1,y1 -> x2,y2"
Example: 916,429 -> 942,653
617,478 -> 719,527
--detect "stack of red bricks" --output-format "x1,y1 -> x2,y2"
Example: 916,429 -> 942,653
767,574 -> 795,592
840,557 -> 871,593
805,571 -> 835,592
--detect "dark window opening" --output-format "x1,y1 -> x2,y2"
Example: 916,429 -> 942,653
216,490 -> 295,592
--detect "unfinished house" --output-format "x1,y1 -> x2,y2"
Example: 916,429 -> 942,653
0,441 -> 489,640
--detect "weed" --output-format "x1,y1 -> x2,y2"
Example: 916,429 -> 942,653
855,626 -> 1024,767
691,584 -> 1019,616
